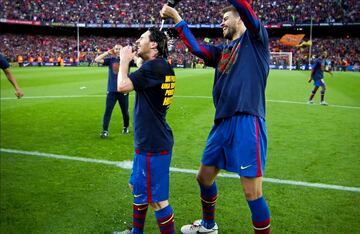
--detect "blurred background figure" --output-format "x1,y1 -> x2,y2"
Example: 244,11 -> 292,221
0,53 -> 24,99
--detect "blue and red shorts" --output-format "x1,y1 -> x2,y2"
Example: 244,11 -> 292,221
129,149 -> 172,204
314,79 -> 325,87
202,114 -> 267,177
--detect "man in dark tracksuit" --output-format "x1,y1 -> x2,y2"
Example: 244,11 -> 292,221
95,45 -> 130,138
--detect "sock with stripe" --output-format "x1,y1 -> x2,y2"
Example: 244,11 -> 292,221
309,89 -> 317,101
132,203 -> 148,234
155,205 -> 175,234
247,196 -> 270,234
199,181 -> 218,229
320,90 -> 325,102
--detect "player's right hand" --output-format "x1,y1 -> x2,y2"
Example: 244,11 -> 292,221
119,46 -> 135,63
160,5 -> 183,24
15,88 -> 24,99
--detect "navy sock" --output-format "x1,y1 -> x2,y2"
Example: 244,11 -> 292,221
247,196 -> 270,233
199,181 -> 218,229
132,203 -> 148,234
155,205 -> 175,234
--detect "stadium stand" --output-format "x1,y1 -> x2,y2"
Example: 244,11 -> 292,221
0,0 -> 359,71
1,33 -> 358,71
1,0 -> 359,24
0,33 -> 136,63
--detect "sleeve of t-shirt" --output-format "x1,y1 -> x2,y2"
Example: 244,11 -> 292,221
129,60 -> 165,91
103,57 -> 111,66
245,24 -> 269,55
257,24 -> 269,46
175,20 -> 222,67
229,0 -> 260,34
0,54 -> 10,70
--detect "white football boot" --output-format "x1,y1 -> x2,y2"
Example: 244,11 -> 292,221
181,220 -> 218,234
320,101 -> 328,106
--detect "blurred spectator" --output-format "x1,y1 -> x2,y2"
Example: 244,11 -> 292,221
269,37 -> 360,70
0,33 -> 136,64
0,53 -> 24,98
0,33 -> 358,71
1,0 -> 359,25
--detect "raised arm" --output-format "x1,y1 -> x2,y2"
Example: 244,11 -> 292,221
160,5 -> 221,66
228,0 -> 260,34
95,45 -> 122,64
117,46 -> 135,93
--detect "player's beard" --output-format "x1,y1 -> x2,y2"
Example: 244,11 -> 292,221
223,26 -> 235,40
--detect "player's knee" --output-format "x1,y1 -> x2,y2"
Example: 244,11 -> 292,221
196,166 -> 218,186
312,87 -> 319,94
243,188 -> 262,200
150,200 -> 169,211
242,180 -> 263,200
196,174 -> 213,186
196,174 -> 205,184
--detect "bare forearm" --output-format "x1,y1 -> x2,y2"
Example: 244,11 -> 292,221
94,51 -> 110,63
4,68 -> 24,98
5,69 -> 20,89
325,70 -> 332,75
118,61 -> 129,84
117,61 -> 133,93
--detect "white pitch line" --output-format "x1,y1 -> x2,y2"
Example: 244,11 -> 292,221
1,148 -> 359,193
266,99 -> 360,110
0,94 -> 106,100
1,94 -> 359,110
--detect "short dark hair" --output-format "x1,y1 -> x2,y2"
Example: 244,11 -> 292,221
148,27 -> 168,58
221,6 -> 238,15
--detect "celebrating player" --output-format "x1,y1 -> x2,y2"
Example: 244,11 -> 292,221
115,27 -> 176,234
161,0 -> 271,233
95,45 -> 130,138
0,53 -> 24,99
307,51 -> 333,105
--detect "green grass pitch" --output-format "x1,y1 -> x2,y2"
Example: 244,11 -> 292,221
1,67 -> 359,233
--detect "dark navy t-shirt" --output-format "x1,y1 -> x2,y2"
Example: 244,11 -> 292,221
103,57 -> 120,92
311,58 -> 324,81
175,22 -> 269,122
211,26 -> 270,121
129,58 -> 175,152
0,54 -> 10,70
175,0 -> 270,122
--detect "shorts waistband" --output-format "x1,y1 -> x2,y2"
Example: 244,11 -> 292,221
135,149 -> 170,156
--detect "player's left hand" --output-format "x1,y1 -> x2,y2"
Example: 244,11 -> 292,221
119,46 -> 135,63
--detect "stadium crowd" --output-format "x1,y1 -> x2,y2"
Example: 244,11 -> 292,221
1,33 -> 359,71
0,33 -> 136,66
1,0 -> 359,25
270,37 -> 360,71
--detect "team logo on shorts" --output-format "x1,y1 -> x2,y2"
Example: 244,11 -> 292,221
240,164 -> 252,170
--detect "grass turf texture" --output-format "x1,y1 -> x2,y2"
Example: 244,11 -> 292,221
1,67 -> 360,233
